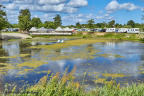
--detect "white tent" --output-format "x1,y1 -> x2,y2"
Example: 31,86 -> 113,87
29,27 -> 38,32
38,27 -> 47,32
55,27 -> 64,31
63,27 -> 73,31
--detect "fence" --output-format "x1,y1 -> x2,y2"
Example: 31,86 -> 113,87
29,33 -> 72,36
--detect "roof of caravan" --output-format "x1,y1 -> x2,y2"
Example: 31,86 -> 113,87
29,27 -> 38,31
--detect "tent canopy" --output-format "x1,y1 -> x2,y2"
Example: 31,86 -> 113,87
55,27 -> 64,31
63,27 -> 73,31
29,27 -> 38,31
38,27 -> 47,31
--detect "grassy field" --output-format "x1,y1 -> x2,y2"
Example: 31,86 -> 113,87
1,67 -> 144,96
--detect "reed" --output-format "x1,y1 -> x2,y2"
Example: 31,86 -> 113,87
2,66 -> 144,96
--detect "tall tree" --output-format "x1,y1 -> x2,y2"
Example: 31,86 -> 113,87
127,20 -> 135,28
87,19 -> 95,29
18,9 -> 31,31
53,14 -> 62,28
108,20 -> 115,28
76,22 -> 81,28
13,24 -> 19,28
48,21 -> 55,29
43,21 -> 55,29
31,17 -> 41,28
0,5 -> 7,39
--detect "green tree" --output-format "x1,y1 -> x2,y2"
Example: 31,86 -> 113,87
127,20 -> 135,28
108,20 -> 115,28
13,24 -> 19,28
48,22 -> 55,29
87,19 -> 95,29
0,5 -> 7,31
18,9 -> 31,31
31,17 -> 41,28
53,14 -> 62,28
115,23 -> 120,28
0,5 -> 7,39
38,23 -> 44,28
5,22 -> 13,28
76,22 -> 81,28
123,25 -> 132,28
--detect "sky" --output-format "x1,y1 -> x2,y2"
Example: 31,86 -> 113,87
0,0 -> 144,26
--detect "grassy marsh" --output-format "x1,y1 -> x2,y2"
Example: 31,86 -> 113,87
1,67 -> 144,96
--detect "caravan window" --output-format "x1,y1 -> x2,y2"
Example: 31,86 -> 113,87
135,29 -> 139,31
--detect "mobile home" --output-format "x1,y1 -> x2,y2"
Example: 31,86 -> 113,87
106,28 -> 116,32
118,28 -> 128,33
127,28 -> 139,33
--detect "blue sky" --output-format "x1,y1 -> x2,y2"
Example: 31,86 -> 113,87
0,0 -> 144,26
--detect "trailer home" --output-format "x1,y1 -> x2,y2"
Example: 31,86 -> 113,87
127,28 -> 139,33
106,28 -> 116,32
118,28 -> 128,33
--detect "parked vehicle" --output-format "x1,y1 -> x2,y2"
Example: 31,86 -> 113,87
100,29 -> 106,32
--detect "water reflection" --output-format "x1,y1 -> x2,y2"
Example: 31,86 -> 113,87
0,40 -> 144,90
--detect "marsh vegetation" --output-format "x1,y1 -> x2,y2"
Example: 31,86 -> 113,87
0,38 -> 144,95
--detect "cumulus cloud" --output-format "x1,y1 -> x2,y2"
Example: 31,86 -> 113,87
62,14 -> 93,25
99,10 -> 103,14
95,14 -> 114,20
6,3 -> 19,10
67,0 -> 88,7
105,0 -> 141,13
0,0 -> 10,3
37,0 -> 67,5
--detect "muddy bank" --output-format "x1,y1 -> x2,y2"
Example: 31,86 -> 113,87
1,33 -> 32,40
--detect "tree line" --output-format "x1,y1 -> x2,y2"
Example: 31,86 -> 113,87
0,5 -> 144,32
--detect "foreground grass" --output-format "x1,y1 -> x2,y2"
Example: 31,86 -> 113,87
2,67 -> 144,96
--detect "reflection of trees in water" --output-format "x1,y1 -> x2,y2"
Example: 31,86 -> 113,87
55,48 -> 61,56
0,40 -> 6,92
19,41 -> 32,61
86,44 -> 94,52
19,41 -> 41,61
0,40 -> 9,63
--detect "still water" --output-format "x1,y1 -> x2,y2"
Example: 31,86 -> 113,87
0,39 -> 144,90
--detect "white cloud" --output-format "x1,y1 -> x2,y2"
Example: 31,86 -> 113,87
62,14 -> 93,25
105,0 -> 141,13
6,3 -> 19,10
0,0 -> 10,3
14,0 -> 33,4
99,10 -> 103,14
18,4 -> 78,13
67,0 -> 88,7
95,14 -> 114,20
37,0 -> 67,5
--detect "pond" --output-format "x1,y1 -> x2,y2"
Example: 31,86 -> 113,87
0,39 -> 144,91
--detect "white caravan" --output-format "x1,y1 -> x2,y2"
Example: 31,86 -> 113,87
106,28 -> 116,32
118,28 -> 128,33
127,28 -> 139,33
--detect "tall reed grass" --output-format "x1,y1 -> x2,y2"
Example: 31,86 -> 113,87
1,66 -> 144,96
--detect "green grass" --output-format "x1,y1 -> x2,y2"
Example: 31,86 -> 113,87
2,66 -> 144,96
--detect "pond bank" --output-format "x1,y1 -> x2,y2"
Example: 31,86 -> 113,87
1,33 -> 32,40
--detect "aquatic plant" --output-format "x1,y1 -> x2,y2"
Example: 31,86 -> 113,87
1,66 -> 144,96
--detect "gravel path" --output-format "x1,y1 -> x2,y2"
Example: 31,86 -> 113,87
1,33 -> 32,40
